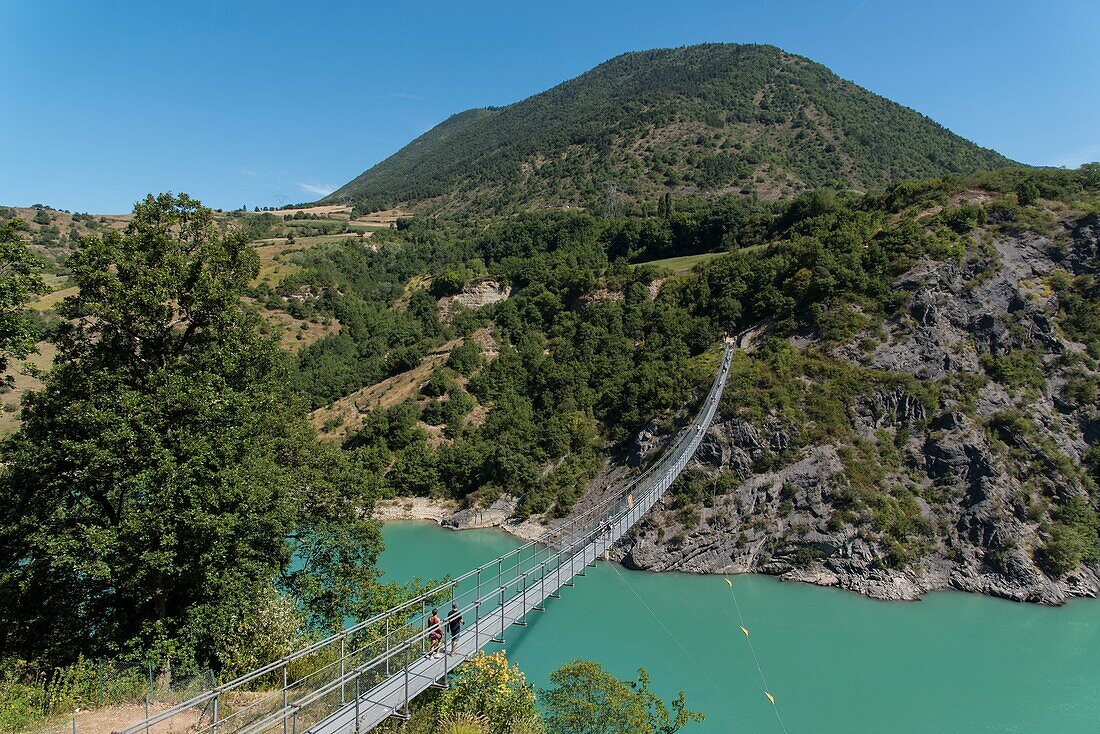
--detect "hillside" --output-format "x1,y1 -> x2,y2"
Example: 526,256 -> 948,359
306,166 -> 1100,604
6,167 -> 1098,606
327,44 -> 1013,214
0,203 -> 397,436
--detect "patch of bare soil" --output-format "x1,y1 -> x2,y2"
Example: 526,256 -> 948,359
373,496 -> 458,523
469,327 -> 499,360
310,339 -> 461,442
464,403 -> 489,428
352,208 -> 410,227
579,288 -> 623,305
1,342 -> 55,438
39,702 -> 200,734
256,307 -> 340,352
270,205 -> 351,218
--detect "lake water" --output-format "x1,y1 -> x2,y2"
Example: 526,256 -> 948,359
379,521 -> 1100,733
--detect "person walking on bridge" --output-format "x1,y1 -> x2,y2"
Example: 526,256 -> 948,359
447,602 -> 464,655
428,609 -> 443,659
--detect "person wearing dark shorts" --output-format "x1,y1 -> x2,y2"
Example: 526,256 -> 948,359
446,602 -> 463,655
428,609 -> 443,658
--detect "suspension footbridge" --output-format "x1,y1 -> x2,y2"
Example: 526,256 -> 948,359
122,340 -> 734,734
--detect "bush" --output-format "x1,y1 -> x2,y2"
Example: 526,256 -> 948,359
447,340 -> 483,375
431,270 -> 466,298
540,660 -> 703,734
422,367 -> 453,398
1016,180 -> 1040,206
433,652 -> 540,734
1038,496 -> 1100,576
980,349 -> 1046,391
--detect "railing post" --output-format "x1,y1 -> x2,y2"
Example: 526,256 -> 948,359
516,572 -> 527,626
385,616 -> 391,677
553,530 -> 561,597
475,568 -> 482,644
403,659 -> 411,718
441,641 -> 450,689
212,690 -> 219,734
282,664 -> 289,734
354,674 -> 361,734
339,633 -> 346,705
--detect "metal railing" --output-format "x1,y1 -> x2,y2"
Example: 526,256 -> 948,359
119,341 -> 734,734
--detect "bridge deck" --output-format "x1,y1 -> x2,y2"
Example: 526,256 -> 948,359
311,342 -> 731,734
313,536 -> 611,733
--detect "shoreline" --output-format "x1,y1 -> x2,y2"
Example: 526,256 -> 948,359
376,496 -> 1099,606
373,496 -> 547,542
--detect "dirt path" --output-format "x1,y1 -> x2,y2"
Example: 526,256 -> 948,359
39,702 -> 201,734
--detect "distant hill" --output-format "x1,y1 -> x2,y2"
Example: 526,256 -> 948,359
326,43 -> 1014,214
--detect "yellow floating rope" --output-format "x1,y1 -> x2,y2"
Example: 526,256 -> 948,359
725,577 -> 789,734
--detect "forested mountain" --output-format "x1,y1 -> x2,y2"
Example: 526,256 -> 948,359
326,44 -> 1013,214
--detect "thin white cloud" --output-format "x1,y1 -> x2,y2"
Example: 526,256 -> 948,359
381,91 -> 426,101
236,165 -> 259,177
297,182 -> 337,196
1046,144 -> 1100,168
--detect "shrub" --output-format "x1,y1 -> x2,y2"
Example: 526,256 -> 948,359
433,652 -> 539,734
1038,496 -> 1100,576
980,349 -> 1045,391
431,270 -> 466,297
447,340 -> 483,375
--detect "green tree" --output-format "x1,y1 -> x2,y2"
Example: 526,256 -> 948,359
1015,180 -> 1039,206
446,339 -> 483,375
0,194 -> 381,672
431,269 -> 466,297
541,660 -> 703,734
0,219 -> 46,382
1080,162 -> 1100,189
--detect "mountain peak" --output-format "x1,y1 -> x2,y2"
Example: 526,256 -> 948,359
327,43 -> 1012,214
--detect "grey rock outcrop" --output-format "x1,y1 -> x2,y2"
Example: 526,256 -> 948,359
608,217 -> 1100,605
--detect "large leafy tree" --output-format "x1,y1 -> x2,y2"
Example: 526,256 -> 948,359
0,194 -> 381,672
0,217 -> 46,381
541,660 -> 704,734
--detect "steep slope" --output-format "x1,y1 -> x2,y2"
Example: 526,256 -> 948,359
328,44 -> 1013,213
302,164 -> 1100,603
614,182 -> 1100,605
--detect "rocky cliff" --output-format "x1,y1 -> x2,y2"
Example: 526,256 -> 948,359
613,213 -> 1100,604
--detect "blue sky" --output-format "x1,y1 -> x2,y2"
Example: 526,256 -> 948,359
1,0 -> 1097,213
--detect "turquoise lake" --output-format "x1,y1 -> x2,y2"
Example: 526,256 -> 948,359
379,521 -> 1100,733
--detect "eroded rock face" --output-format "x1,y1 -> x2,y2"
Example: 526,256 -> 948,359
451,279 -> 510,309
610,218 -> 1100,605
438,279 -> 511,322
444,494 -> 519,530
